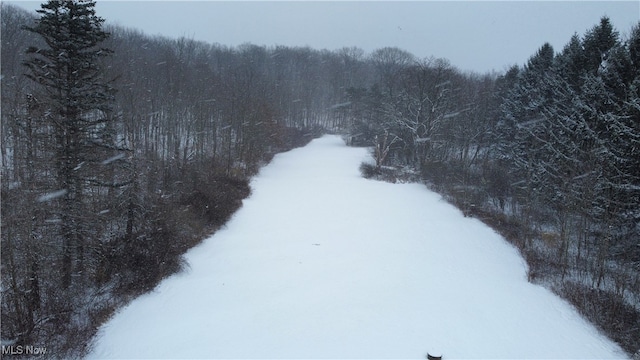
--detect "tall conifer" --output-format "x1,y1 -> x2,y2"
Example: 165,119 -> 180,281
23,0 -> 115,288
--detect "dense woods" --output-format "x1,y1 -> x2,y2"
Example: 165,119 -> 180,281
1,1 -> 638,357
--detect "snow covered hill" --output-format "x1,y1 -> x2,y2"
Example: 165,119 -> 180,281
88,135 -> 627,359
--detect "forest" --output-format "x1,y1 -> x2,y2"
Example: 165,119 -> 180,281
1,1 -> 639,357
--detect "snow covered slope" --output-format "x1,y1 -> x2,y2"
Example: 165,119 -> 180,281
88,135 -> 627,359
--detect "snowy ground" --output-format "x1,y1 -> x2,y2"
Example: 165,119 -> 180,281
88,135 -> 627,359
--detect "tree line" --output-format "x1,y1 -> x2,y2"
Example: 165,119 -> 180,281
1,1 -> 638,357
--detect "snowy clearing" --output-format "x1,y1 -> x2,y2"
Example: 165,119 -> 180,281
88,135 -> 626,359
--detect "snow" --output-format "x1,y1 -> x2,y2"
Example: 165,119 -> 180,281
88,135 -> 627,359
36,189 -> 67,202
100,153 -> 125,165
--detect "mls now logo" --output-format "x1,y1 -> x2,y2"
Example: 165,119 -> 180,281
2,345 -> 47,356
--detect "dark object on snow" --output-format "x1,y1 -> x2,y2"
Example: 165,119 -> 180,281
427,353 -> 442,360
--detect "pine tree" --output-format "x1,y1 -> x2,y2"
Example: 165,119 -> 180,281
590,23 -> 640,268
582,17 -> 619,74
498,45 -> 554,234
23,0 -> 116,289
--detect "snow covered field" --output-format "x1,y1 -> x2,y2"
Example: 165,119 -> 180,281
88,135 -> 626,359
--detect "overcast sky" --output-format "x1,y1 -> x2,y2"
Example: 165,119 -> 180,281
8,1 -> 640,73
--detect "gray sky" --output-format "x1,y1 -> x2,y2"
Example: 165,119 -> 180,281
8,1 -> 640,73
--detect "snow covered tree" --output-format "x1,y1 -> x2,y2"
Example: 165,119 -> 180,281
393,57 -> 457,166
23,0 -> 117,289
582,17 -> 619,74
578,22 -> 640,283
497,44 -> 555,234
501,43 -> 554,172
618,24 -> 640,268
487,65 -> 521,210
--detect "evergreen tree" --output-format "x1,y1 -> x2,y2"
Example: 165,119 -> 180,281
499,45 -> 554,221
582,17 -> 619,74
621,24 -> 640,265
487,65 -> 520,210
555,34 -> 587,91
588,23 -> 640,267
23,0 -> 116,289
